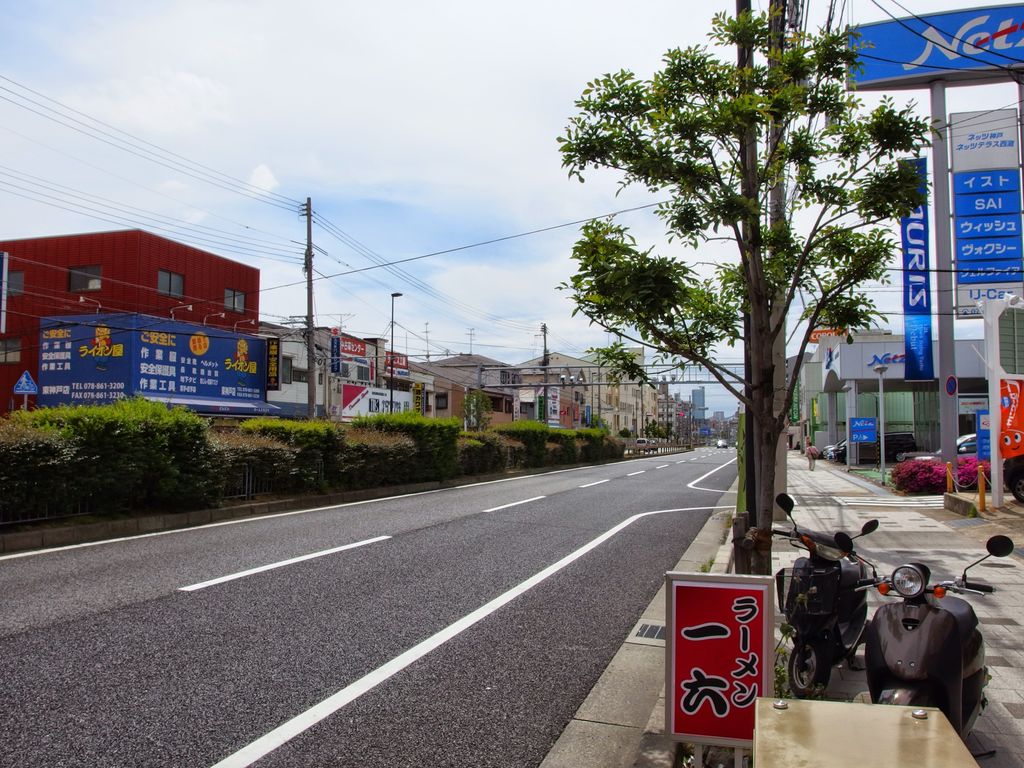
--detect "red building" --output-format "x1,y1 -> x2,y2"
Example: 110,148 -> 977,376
0,230 -> 261,414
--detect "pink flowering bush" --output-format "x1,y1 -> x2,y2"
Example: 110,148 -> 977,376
891,456 -> 991,494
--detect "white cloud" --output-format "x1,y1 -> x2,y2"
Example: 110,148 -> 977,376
247,164 -> 279,193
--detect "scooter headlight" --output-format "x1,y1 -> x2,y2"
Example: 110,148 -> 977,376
891,565 -> 926,598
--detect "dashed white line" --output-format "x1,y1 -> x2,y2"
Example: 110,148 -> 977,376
483,496 -> 546,512
656,464 -> 669,469
179,536 -> 391,592
627,471 -> 646,477
579,479 -> 610,488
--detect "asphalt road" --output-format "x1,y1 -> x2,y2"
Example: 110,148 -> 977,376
0,447 -> 737,768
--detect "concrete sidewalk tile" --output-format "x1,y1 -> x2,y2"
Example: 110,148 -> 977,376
573,644 -> 665,730
537,719 -> 641,768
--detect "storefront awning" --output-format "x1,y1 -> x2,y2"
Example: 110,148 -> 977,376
145,394 -> 280,415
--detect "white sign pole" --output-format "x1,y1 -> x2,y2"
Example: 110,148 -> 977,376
982,297 -> 1004,506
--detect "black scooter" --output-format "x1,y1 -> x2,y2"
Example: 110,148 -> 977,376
845,533 -> 1016,740
773,492 -> 878,696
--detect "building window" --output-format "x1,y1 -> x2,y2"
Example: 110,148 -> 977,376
281,356 -> 293,384
0,338 -> 20,363
224,288 -> 245,313
158,269 -> 185,298
69,265 -> 102,292
293,368 -> 309,384
6,271 -> 23,296
436,393 -> 449,410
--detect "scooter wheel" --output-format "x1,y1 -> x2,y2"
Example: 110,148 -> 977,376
789,641 -> 831,697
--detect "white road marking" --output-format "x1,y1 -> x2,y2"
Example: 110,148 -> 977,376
208,505 -> 734,768
656,464 -> 669,469
579,479 -> 610,488
179,536 -> 391,592
483,496 -> 546,512
687,457 -> 738,493
627,471 -> 645,477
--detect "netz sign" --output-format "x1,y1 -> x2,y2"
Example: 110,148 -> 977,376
851,5 -> 1024,90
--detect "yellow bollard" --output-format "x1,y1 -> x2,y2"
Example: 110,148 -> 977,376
946,461 -> 954,494
978,464 -> 987,515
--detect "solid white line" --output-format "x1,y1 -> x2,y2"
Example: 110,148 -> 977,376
482,496 -> 546,512
579,479 -> 610,488
208,505 -> 733,768
687,457 -> 739,493
627,471 -> 646,477
179,536 -> 391,592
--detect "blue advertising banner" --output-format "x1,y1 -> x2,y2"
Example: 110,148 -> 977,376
901,157 -> 934,381
953,169 -> 1019,194
956,260 -> 1024,284
850,417 -> 878,444
956,214 -> 1021,239
953,190 -> 1021,218
957,237 -> 1023,261
37,313 -> 274,414
330,336 -> 341,374
851,5 -> 1024,89
977,410 -> 991,461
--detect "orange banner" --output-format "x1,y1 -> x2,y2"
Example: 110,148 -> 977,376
1000,379 -> 1024,458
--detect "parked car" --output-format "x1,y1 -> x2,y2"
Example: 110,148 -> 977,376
823,439 -> 846,461
915,433 -> 978,462
716,439 -> 728,448
635,438 -> 656,454
1005,455 -> 1024,503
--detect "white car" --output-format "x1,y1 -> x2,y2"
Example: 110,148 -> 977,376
716,439 -> 728,448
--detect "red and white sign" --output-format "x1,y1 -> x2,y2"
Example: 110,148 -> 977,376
340,335 -> 367,357
385,351 -> 409,377
665,573 -> 774,748
809,328 -> 845,343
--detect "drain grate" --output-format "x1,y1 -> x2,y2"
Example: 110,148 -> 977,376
635,623 -> 666,641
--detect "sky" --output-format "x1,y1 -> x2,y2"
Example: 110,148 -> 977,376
2,0 -> 1023,415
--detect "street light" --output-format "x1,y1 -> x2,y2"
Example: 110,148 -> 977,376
78,295 -> 101,314
874,364 -> 889,485
169,304 -> 192,320
389,292 -> 402,414
203,311 -> 225,326
233,318 -> 257,333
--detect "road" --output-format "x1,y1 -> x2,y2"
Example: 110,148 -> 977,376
0,447 -> 737,768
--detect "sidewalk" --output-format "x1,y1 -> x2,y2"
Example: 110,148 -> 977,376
542,451 -> 1024,768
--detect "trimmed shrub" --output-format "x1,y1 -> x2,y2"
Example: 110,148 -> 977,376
0,418 -> 78,521
891,457 -> 991,494
547,430 -> 579,464
351,412 -> 461,482
494,421 -> 551,467
337,427 -> 418,489
241,418 -> 343,489
16,398 -> 220,512
457,431 -> 506,476
209,430 -> 298,497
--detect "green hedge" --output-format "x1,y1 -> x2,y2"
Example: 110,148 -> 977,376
1,404 -> 630,527
352,412 -> 461,481
14,398 -> 219,512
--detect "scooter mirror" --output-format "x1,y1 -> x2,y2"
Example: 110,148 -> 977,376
987,535 -> 1015,558
776,493 -> 794,516
860,519 -> 880,536
835,532 -> 855,552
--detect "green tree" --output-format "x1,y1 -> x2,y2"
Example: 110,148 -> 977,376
462,389 -> 494,431
559,10 -> 929,572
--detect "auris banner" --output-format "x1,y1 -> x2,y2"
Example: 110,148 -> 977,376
852,5 -> 1024,90
1000,379 -> 1024,458
901,157 -> 934,380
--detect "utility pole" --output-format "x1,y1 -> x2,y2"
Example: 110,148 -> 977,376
424,323 -> 430,361
303,197 -> 316,419
541,323 -> 549,425
467,328 -> 475,355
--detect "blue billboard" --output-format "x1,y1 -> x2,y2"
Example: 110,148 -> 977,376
900,157 -> 934,381
37,313 -> 275,415
852,5 -> 1024,90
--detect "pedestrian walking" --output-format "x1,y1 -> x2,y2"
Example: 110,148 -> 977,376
806,444 -> 820,470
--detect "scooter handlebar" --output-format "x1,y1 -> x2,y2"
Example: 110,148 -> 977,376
963,581 -> 995,594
